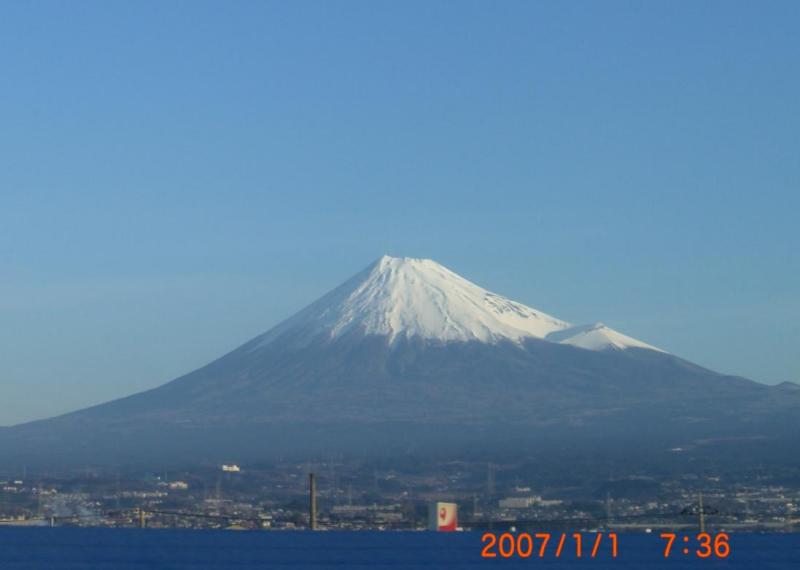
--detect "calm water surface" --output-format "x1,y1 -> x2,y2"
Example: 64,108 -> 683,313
0,528 -> 797,569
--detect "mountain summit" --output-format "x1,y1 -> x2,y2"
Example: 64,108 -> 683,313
253,255 -> 660,352
1,255 -> 796,469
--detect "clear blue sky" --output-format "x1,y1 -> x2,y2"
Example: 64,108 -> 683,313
1,1 -> 798,425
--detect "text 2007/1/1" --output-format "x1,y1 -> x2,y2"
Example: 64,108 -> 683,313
481,532 -> 618,559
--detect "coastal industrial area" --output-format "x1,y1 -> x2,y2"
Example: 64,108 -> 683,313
1,459 -> 798,532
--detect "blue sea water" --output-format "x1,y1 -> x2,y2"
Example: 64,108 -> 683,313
0,528 -> 797,569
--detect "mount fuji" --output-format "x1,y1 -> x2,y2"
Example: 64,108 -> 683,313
1,256 -> 797,468
251,255 -> 656,352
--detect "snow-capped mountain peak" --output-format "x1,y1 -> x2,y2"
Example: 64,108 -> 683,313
253,255 -> 663,353
545,322 -> 665,352
256,255 -> 570,347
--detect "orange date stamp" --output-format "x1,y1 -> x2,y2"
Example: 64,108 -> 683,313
481,532 -> 618,559
480,532 -> 731,560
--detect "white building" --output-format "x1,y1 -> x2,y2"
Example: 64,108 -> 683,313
498,496 -> 540,509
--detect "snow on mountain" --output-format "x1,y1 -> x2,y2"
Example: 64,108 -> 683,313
253,255 -> 662,353
255,255 -> 569,347
546,322 -> 664,352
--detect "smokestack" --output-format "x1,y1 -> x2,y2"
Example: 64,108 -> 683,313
309,472 -> 317,530
699,492 -> 705,533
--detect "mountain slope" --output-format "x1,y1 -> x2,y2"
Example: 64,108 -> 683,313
0,256 -> 796,469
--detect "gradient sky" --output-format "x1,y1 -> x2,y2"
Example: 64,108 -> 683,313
1,1 -> 798,426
